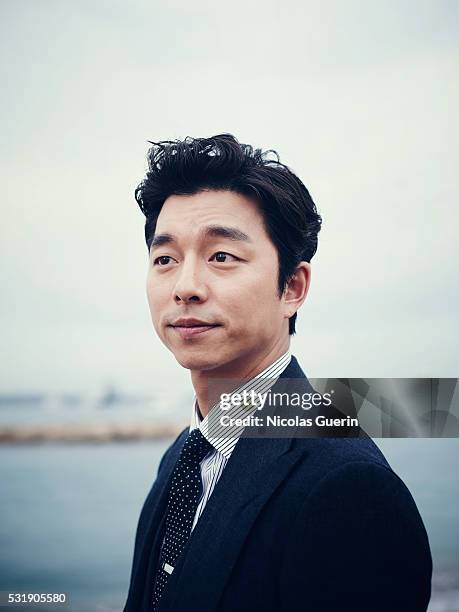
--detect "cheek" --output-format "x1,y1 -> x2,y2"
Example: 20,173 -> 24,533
146,284 -> 163,323
223,276 -> 280,333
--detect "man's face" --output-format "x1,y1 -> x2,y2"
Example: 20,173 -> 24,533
146,189 -> 290,375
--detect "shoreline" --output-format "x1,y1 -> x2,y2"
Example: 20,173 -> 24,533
0,422 -> 186,444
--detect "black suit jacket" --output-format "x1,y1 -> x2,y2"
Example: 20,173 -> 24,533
124,356 -> 432,611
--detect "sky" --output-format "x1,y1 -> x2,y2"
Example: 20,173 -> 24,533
1,0 -> 458,395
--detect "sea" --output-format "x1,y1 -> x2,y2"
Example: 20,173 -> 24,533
0,399 -> 458,611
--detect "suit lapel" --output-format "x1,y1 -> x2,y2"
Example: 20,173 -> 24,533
158,356 -> 309,612
124,429 -> 188,612
159,436 -> 305,612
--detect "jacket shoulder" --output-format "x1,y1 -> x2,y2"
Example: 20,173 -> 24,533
280,447 -> 432,610
293,435 -> 392,474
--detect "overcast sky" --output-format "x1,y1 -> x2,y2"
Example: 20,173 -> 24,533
1,0 -> 458,394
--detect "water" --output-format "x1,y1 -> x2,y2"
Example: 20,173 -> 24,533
0,439 -> 458,611
0,441 -> 170,611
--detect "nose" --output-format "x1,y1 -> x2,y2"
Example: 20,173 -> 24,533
173,256 -> 208,304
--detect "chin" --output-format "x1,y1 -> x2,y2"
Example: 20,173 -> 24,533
173,350 -> 220,371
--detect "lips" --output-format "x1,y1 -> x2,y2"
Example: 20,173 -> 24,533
170,318 -> 217,327
168,318 -> 221,339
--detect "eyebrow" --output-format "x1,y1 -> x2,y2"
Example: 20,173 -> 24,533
149,225 -> 252,250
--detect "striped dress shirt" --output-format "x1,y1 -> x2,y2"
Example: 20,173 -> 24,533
188,350 -> 292,531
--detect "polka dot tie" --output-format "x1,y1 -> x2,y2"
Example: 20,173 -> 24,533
152,428 -> 213,610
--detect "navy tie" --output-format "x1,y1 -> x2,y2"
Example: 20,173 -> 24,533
152,428 -> 213,610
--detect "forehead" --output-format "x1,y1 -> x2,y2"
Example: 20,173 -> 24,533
156,190 -> 266,236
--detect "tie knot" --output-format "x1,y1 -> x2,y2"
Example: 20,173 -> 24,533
181,428 -> 213,463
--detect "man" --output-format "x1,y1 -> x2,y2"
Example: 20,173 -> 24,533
124,134 -> 432,611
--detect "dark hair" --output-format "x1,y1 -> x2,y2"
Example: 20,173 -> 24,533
135,134 -> 322,335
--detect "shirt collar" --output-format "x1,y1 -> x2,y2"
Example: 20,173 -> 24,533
190,349 -> 292,459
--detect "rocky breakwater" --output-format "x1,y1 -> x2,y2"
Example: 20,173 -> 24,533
0,421 -> 186,443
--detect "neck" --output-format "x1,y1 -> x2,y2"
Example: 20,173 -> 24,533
191,339 -> 290,418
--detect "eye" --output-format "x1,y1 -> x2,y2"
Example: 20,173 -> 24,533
210,251 -> 239,263
153,255 -> 175,266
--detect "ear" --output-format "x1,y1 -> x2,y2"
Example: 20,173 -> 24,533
282,262 -> 311,319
